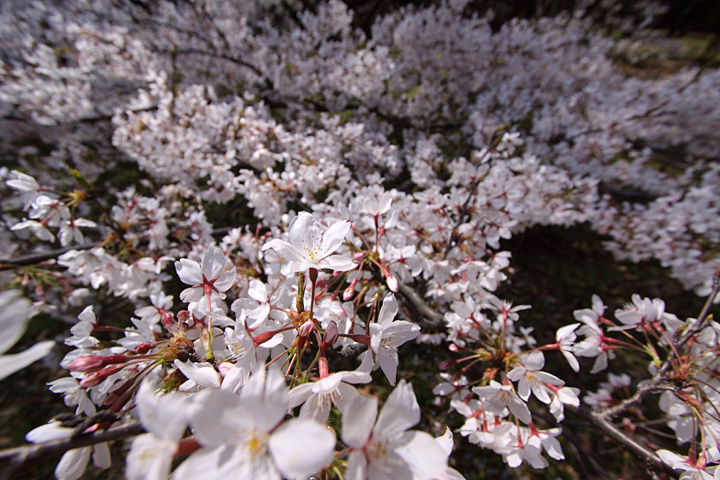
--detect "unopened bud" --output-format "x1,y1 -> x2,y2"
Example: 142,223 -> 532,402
438,360 -> 456,371
324,321 -> 338,348
79,364 -> 124,388
343,284 -> 355,301
68,354 -> 128,373
299,319 -> 315,338
319,357 -> 329,378
253,330 -> 279,347
135,343 -> 154,354
354,252 -> 365,262
67,355 -> 106,373
161,312 -> 175,330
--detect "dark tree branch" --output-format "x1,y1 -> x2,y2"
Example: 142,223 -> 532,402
600,267 -> 720,419
395,280 -> 446,332
0,244 -> 96,267
327,343 -> 367,372
0,420 -> 144,478
567,404 -> 679,479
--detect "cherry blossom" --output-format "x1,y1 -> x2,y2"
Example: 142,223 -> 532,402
262,212 -> 355,273
175,245 -> 237,309
0,1 -> 719,478
363,293 -> 421,385
341,380 -> 448,480
174,366 -> 335,480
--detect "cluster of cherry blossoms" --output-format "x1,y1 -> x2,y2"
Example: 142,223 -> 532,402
1,0 -> 719,479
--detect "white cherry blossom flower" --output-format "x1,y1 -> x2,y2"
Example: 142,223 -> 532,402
58,218 -> 96,246
126,382 -> 189,480
656,450 -> 717,480
10,219 -> 55,242
555,323 -> 581,372
362,293 -> 420,385
175,366 -> 334,480
26,420 -> 110,480
175,245 -> 236,308
473,380 -> 532,424
262,211 -> 355,273
341,380 -> 448,480
507,351 -> 564,404
289,369 -> 371,423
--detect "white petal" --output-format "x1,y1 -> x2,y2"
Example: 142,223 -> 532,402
269,418 -> 335,478
319,220 -> 351,258
26,422 -> 72,443
435,427 -> 454,457
374,380 -> 420,439
262,238 -> 306,263
342,394 -> 377,448
175,259 -> 202,286
395,430 -> 448,480
92,442 -> 111,469
136,381 -> 188,441
562,350 -> 580,372
346,451 -> 367,480
55,447 -> 91,480
174,360 -> 221,389
0,340 -> 55,381
319,255 -> 356,272
509,394 -> 532,424
377,293 -> 398,326
127,435 -> 174,480
288,383 -> 315,408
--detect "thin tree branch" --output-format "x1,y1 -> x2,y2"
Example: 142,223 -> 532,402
0,244 -> 96,267
567,404 -> 679,479
0,420 -> 144,474
327,343 -> 367,372
600,266 -> 720,419
395,280 -> 446,332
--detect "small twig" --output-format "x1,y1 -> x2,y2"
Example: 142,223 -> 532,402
530,408 -> 614,479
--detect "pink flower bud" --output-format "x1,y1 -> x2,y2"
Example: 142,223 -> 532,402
67,355 -> 106,373
354,252 -> 365,261
79,364 -> 124,388
324,321 -> 338,347
161,312 -> 175,330
252,330 -> 280,347
439,360 -> 456,371
68,354 -> 128,373
299,319 -> 315,338
343,284 -> 355,301
135,343 -> 154,354
319,357 -> 329,378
